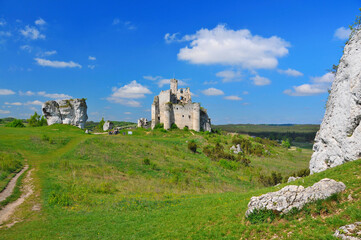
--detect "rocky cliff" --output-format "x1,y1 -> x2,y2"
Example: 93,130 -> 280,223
42,98 -> 88,129
310,30 -> 361,174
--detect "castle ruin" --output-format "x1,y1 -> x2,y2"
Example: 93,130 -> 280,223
151,79 -> 211,132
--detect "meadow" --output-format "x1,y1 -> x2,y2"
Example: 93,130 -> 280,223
0,124 -> 358,239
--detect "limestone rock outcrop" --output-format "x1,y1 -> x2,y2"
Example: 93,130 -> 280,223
137,118 -> 149,128
42,98 -> 88,129
245,178 -> 345,216
103,121 -> 113,131
230,144 -> 243,154
310,30 -> 361,174
334,222 -> 361,240
287,176 -> 301,183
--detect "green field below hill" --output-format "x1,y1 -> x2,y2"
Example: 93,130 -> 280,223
0,124 -> 359,239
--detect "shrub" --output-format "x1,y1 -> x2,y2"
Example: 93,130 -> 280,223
142,158 -> 151,165
97,118 -> 105,132
27,112 -> 47,127
183,126 -> 189,131
154,123 -> 164,129
281,139 -> 291,148
188,140 -> 197,153
170,123 -> 178,130
246,208 -> 276,224
5,119 -> 25,128
218,159 -> 240,170
259,171 -> 283,187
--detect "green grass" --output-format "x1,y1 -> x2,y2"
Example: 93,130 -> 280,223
0,124 -> 358,239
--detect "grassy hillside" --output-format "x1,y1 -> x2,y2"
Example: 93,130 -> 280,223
0,124 -> 358,239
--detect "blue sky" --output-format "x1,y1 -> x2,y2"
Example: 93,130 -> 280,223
0,0 -> 359,124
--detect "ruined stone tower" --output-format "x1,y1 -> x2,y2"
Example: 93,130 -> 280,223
151,79 -> 211,132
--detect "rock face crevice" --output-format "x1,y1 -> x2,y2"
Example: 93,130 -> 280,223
42,98 -> 88,129
310,30 -> 361,174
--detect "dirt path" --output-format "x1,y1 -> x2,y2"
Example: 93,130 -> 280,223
0,165 -> 29,202
0,168 -> 34,225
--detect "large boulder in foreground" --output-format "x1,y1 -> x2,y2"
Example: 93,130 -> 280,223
245,178 -> 345,216
42,98 -> 88,129
310,30 -> 361,174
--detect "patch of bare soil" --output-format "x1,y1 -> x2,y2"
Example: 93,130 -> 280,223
0,168 -> 34,226
0,165 -> 29,202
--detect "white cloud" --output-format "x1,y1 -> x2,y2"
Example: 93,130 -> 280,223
284,72 -> 335,96
5,102 -> 22,106
124,21 -> 136,30
20,26 -> 45,40
88,65 -> 95,69
224,95 -> 242,101
0,89 -> 15,95
38,91 -> 73,99
243,91 -> 249,95
143,75 -> 162,81
19,90 -> 35,96
107,81 -> 152,107
25,100 -> 43,106
0,31 -> 11,37
311,72 -> 335,83
251,75 -> 271,86
112,18 -> 120,25
202,88 -> 224,96
34,58 -> 81,68
43,50 -> 57,56
0,109 -> 10,114
35,18 -> 46,26
143,75 -> 187,88
334,27 -> 351,40
124,112 -> 131,115
216,70 -> 242,82
203,80 -> 218,85
277,68 -> 303,77
0,19 -> 6,26
20,45 -> 32,53
88,56 -> 96,61
174,24 -> 289,69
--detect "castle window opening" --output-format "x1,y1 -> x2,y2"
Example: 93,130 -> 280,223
188,115 -> 191,119
182,115 -> 184,117
180,89 -> 183,93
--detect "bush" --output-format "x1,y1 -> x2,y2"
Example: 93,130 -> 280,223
282,139 -> 291,148
154,123 -> 164,129
183,126 -> 189,131
188,140 -> 197,153
142,158 -> 151,165
97,118 -> 105,132
170,123 -> 178,130
218,159 -> 240,170
27,112 -> 47,127
259,171 -> 283,187
5,119 -> 25,128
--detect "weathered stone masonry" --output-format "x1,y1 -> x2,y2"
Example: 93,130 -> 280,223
151,79 -> 211,131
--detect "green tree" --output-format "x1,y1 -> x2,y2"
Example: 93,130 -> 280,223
5,119 -> 25,128
27,112 -> 47,127
97,118 -> 105,131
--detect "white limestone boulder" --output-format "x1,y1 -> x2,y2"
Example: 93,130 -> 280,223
334,222 -> 361,240
310,29 -> 361,174
103,121 -> 113,131
42,98 -> 88,129
245,178 -> 346,216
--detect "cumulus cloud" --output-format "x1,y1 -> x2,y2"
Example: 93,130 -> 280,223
19,90 -> 35,96
284,72 -> 335,96
20,45 -> 32,53
25,100 -> 43,106
38,91 -> 73,99
88,65 -> 95,69
172,24 -> 289,69
143,75 -> 187,88
5,102 -> 22,106
112,19 -> 136,30
0,110 -> 10,114
203,80 -> 218,85
107,80 -> 152,107
20,26 -> 45,40
243,91 -> 249,95
88,56 -> 96,61
334,27 -> 351,40
251,75 -> 271,86
224,95 -> 242,101
277,68 -> 303,77
35,18 -> 46,26
0,31 -> 11,37
34,58 -> 82,68
202,88 -> 224,96
216,70 -> 242,83
43,50 -> 57,56
0,89 -> 15,95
